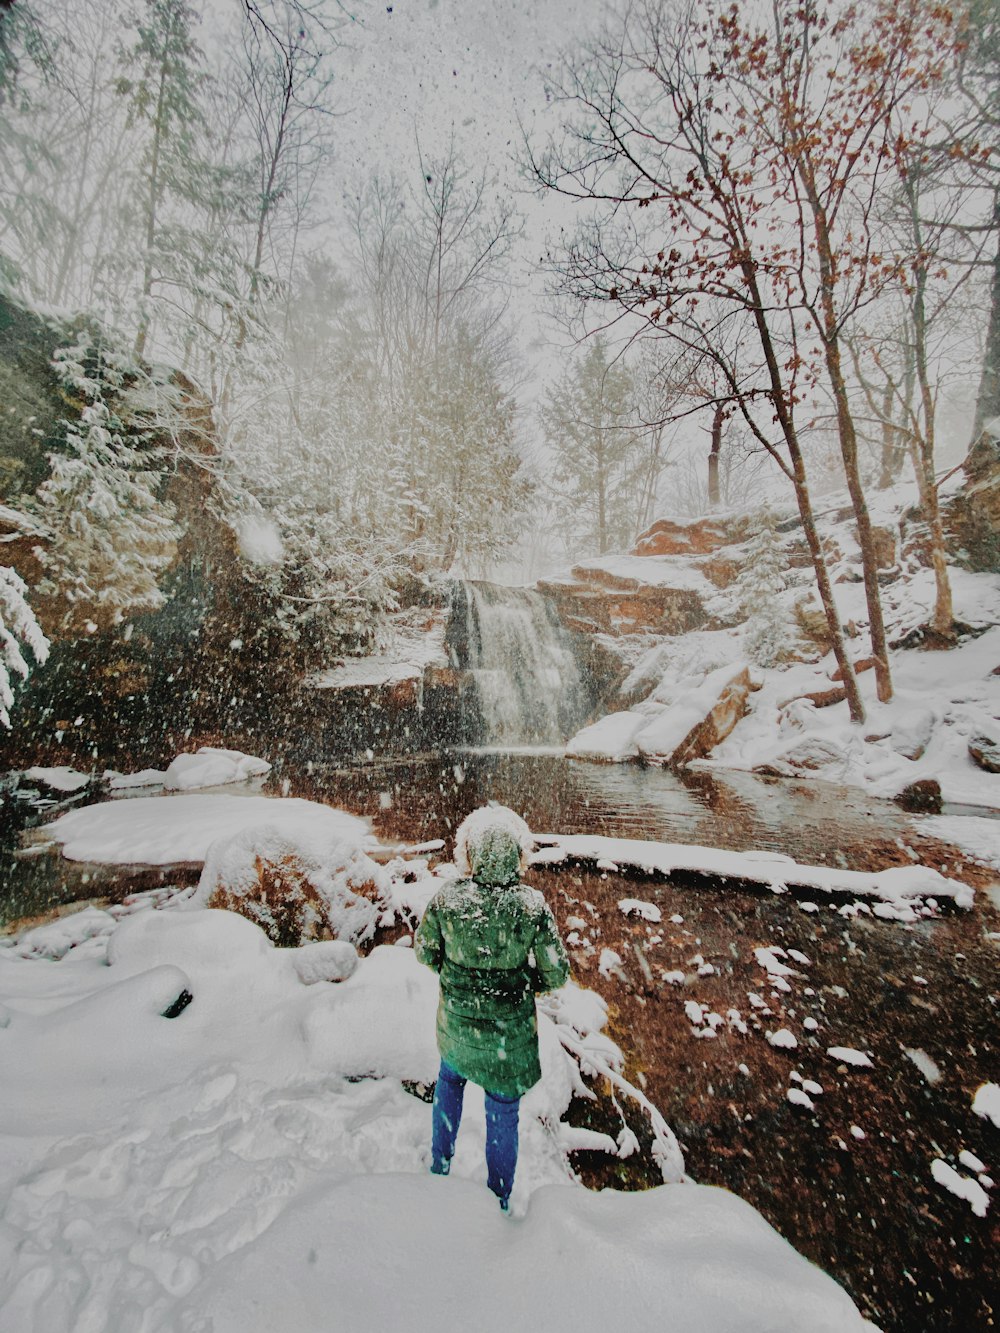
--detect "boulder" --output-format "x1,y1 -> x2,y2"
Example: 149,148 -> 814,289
635,664 -> 758,768
197,824 -> 390,948
943,432 -> 1000,572
969,735 -> 1000,774
632,517 -> 733,557
894,778 -> 942,814
890,707 -> 936,762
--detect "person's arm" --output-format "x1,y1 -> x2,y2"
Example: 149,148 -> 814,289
414,898 -> 445,973
531,904 -> 569,993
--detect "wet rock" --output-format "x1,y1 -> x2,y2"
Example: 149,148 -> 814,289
894,778 -> 943,814
968,735 -> 1000,774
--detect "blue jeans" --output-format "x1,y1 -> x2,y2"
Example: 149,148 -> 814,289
430,1060 -> 520,1205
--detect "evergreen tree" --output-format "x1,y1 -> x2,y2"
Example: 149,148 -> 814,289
735,507 -> 790,669
0,564 -> 48,728
32,335 -> 180,631
541,338 -> 642,556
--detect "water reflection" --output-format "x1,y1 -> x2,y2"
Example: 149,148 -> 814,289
286,750 -> 910,868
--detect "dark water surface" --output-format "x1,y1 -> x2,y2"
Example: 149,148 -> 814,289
0,750 -> 939,928
290,747 -> 917,869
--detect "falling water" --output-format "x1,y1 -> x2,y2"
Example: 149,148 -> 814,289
454,582 -> 591,745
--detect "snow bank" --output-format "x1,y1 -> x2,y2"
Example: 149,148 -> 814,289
533,833 -> 973,914
163,745 -> 271,790
0,899 -> 871,1331
47,794 -> 371,864
566,711 -> 645,761
179,1173 -> 870,1333
916,815 -> 1000,870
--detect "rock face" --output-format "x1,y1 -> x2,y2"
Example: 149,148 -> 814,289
632,517 -> 735,557
944,433 -> 1000,572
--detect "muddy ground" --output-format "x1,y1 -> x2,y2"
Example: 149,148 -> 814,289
536,835 -> 999,1333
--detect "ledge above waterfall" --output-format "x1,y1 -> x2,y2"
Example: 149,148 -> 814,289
306,609 -> 449,692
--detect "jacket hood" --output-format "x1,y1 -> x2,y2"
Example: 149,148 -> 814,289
453,804 -> 533,887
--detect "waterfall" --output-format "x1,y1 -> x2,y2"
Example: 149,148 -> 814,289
453,581 -> 591,745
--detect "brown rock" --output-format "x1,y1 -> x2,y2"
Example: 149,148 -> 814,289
644,665 -> 757,768
632,517 -> 731,557
893,779 -> 943,814
969,735 -> 1000,774
871,524 -> 898,569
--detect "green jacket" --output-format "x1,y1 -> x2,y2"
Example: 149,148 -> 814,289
414,877 -> 569,1098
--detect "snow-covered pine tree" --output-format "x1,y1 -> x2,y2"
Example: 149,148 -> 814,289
0,565 -> 49,728
735,506 -> 791,669
32,334 -> 180,631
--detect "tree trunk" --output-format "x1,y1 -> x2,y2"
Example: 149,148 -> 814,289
910,250 -> 954,637
708,404 -> 723,507
739,256 -> 866,722
971,192 -> 1000,444
809,202 -> 892,702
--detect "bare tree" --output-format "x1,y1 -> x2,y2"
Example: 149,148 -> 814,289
529,0 -> 870,718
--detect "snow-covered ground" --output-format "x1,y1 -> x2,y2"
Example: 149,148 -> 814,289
0,801 -> 877,1333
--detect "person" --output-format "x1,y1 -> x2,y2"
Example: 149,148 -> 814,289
414,804 -> 569,1211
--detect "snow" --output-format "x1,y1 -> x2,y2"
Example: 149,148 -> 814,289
107,767 -> 166,790
307,607 -> 448,690
959,1149 -> 986,1175
903,1048 -> 942,1085
46,794 -> 371,865
706,613 -> 1000,809
566,710 -> 645,761
0,894 -> 873,1332
767,1028 -> 798,1049
787,1087 -> 815,1110
163,746 -> 271,791
532,833 -> 973,913
23,765 -> 91,792
828,1047 -> 874,1069
236,513 -> 285,565
618,897 -> 662,923
972,1082 -> 1000,1128
916,815 -> 1000,869
555,553 -> 715,594
930,1160 -> 991,1218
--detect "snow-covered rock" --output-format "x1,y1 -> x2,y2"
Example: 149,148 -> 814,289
566,711 -> 646,761
48,794 -> 371,865
634,663 -> 758,767
193,821 -> 389,947
163,746 -> 271,791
